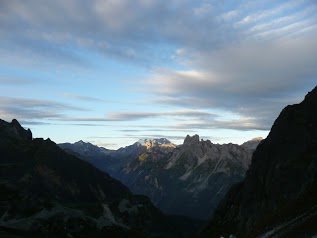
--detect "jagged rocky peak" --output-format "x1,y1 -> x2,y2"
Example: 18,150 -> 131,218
155,138 -> 172,144
183,134 -> 200,145
74,140 -> 92,146
0,118 -> 32,140
137,138 -> 175,149
12,119 -> 33,140
76,140 -> 85,144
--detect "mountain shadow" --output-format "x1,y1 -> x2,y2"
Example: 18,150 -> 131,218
198,86 -> 317,238
0,119 -> 180,238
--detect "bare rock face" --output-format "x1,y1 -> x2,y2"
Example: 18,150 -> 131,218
153,137 -> 253,220
183,134 -> 200,145
66,135 -> 255,220
200,86 -> 317,238
0,118 -> 32,141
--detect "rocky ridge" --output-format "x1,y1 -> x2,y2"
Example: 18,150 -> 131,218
0,119 -> 179,238
199,86 -> 317,237
62,136 -> 260,220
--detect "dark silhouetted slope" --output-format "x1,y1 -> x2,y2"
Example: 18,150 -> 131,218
199,86 -> 317,238
0,119 -> 179,238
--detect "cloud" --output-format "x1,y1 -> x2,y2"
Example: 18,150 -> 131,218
58,109 -> 217,122
93,142 -> 118,148
252,18 -> 317,40
221,11 -> 238,21
118,128 -> 195,132
168,119 -> 269,131
56,109 -> 265,132
234,0 -> 305,27
0,96 -> 85,121
1,0 -> 317,137
19,120 -> 52,126
143,34 -> 317,130
246,4 -> 317,35
1,0 -> 316,64
62,93 -> 104,102
0,0 -> 240,65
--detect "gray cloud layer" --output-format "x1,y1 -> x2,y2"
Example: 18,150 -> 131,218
0,0 -> 239,65
58,110 -> 217,122
145,36 -> 317,130
1,0 -> 316,133
63,93 -> 105,102
0,96 -> 85,121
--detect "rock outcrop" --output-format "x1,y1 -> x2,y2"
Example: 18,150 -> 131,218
199,86 -> 317,238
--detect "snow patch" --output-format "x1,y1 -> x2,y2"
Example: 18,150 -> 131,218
197,154 -> 208,166
179,170 -> 192,181
188,175 -> 210,193
97,204 -> 129,230
118,199 -> 139,215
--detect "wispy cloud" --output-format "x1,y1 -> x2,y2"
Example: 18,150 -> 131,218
57,109 -> 217,122
0,0 -> 240,65
246,4 -> 317,35
63,93 -> 104,102
252,18 -> 317,40
143,35 -> 317,130
1,0 -> 317,147
19,120 -> 52,126
235,0 -> 305,27
0,96 -> 85,121
118,128 -> 196,133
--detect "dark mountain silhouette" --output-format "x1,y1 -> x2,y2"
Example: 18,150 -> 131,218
0,119 -> 179,238
199,86 -> 317,238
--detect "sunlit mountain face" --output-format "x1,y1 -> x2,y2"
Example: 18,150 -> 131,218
0,1 -> 316,148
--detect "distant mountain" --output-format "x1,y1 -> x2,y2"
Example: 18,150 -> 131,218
59,138 -> 176,179
199,86 -> 317,238
59,140 -> 122,178
121,135 -> 254,220
137,138 -> 175,146
61,135 -> 257,220
0,119 -> 179,238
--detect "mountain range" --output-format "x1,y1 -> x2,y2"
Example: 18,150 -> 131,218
60,135 -> 261,220
1,85 -> 317,237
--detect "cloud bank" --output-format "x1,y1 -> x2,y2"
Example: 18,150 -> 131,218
1,0 -> 317,145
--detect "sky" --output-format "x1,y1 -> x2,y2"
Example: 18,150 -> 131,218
0,0 -> 317,149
